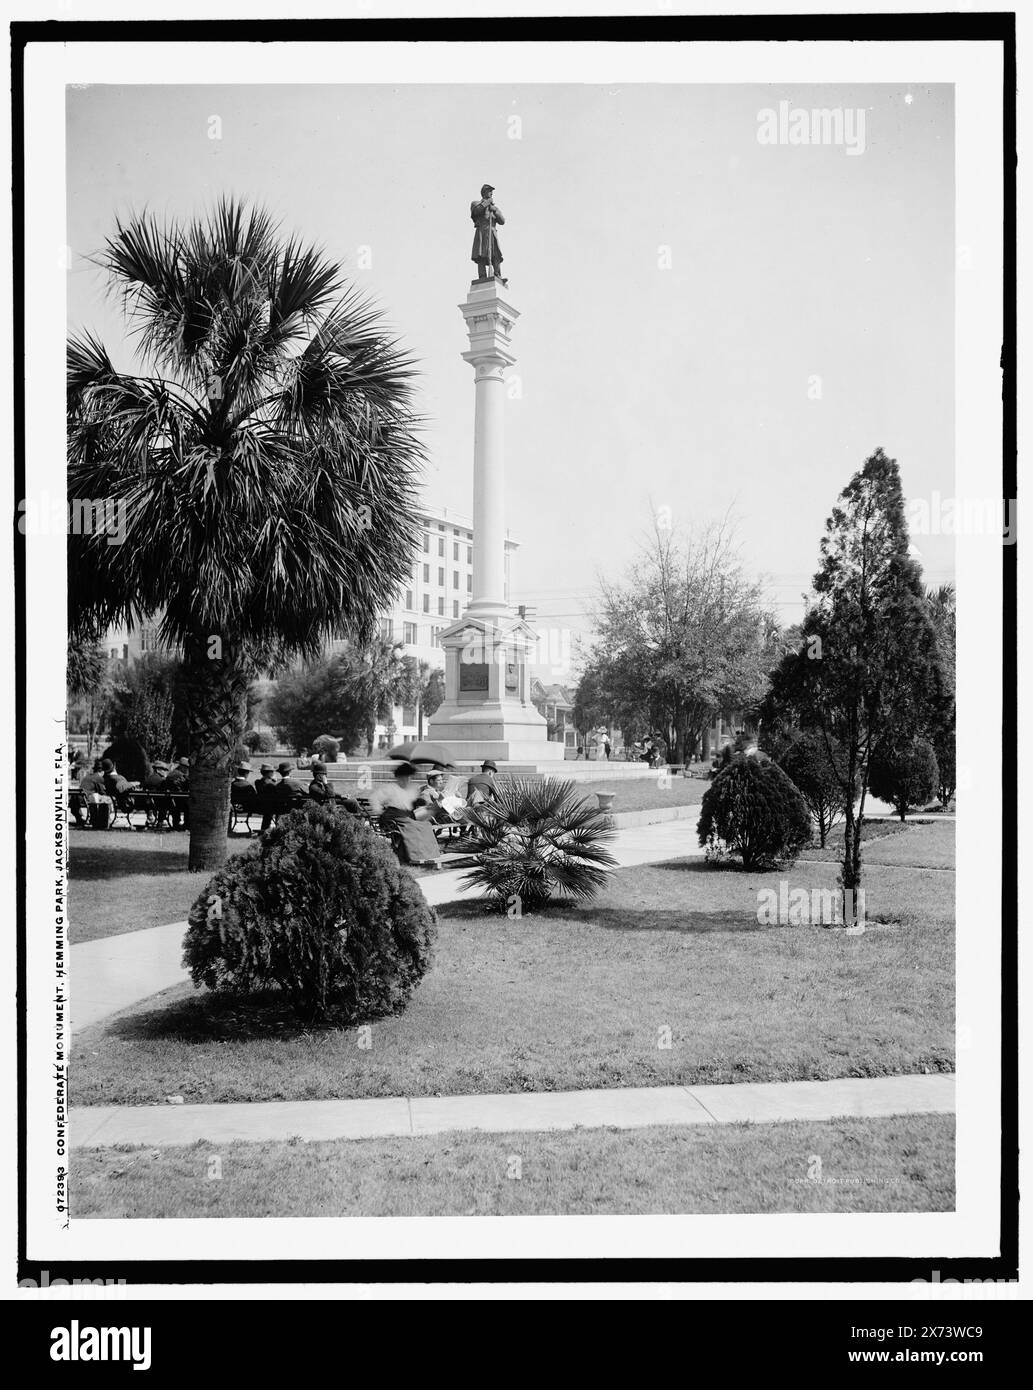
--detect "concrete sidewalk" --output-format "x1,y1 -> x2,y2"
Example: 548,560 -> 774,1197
71,818 -> 702,1028
70,1073 -> 955,1150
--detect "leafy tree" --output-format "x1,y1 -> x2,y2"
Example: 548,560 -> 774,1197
869,736 -> 940,821
107,652 -> 182,762
266,654 -> 368,756
763,448 -> 945,892
66,637 -> 113,754
67,198 -> 425,869
587,518 -> 779,764
421,668 -> 445,726
774,730 -> 854,847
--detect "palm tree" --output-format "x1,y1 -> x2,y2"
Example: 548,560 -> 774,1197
67,199 -> 425,869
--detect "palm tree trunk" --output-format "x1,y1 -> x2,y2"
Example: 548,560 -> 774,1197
182,636 -> 251,872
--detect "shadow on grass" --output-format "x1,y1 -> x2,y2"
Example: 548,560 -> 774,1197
69,847 -> 192,880
102,988 -> 377,1044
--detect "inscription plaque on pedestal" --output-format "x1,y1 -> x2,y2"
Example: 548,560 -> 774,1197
459,661 -> 490,692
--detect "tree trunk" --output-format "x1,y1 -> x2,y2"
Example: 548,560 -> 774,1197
182,636 -> 250,873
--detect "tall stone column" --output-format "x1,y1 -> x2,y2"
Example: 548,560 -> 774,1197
426,275 -> 562,767
462,281 -> 517,617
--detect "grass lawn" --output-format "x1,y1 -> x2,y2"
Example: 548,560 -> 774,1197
72,1113 -> 955,1218
73,823 -> 954,1107
799,819 -> 955,869
573,777 -> 706,813
67,828 -> 252,945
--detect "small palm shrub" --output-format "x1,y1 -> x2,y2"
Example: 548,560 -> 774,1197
312,734 -> 340,762
183,802 -> 436,1022
460,777 -> 618,911
697,753 -> 811,870
869,736 -> 939,822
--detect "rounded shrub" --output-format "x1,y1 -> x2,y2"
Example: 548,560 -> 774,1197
183,802 -> 437,1022
243,728 -> 276,754
869,736 -> 940,821
312,734 -> 340,762
697,753 -> 812,870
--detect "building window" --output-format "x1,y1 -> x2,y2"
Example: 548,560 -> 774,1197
423,563 -> 430,583
432,627 -> 443,647
140,626 -> 159,652
452,600 -> 459,618
402,704 -> 417,726
405,589 -> 414,610
378,618 -> 393,641
403,622 -> 417,644
452,570 -> 459,589
437,597 -> 445,616
438,567 -> 445,586
423,595 -> 430,613
109,648 -> 118,660
453,542 -> 459,560
423,533 -> 429,553
467,574 -> 472,592
467,546 -> 473,564
438,523 -> 445,531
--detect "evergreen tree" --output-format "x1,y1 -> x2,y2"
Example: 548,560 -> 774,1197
764,448 -> 944,896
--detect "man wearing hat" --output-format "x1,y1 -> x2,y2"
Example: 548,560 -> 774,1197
254,763 -> 278,831
470,184 -> 508,285
275,761 -> 309,801
465,759 -> 499,806
230,763 -> 254,796
163,757 -> 190,830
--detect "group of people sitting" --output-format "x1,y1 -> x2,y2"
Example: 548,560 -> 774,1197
229,760 -> 353,832
73,755 -> 192,830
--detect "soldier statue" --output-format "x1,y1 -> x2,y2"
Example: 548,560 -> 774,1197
470,183 -> 508,286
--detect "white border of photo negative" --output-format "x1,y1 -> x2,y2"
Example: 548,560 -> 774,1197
19,30 -> 1006,1272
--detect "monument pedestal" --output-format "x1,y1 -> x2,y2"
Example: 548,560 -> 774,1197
427,610 -> 564,764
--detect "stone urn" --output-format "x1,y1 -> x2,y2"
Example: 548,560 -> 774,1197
596,792 -> 615,812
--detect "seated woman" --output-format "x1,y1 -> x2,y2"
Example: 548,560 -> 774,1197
369,763 -> 441,864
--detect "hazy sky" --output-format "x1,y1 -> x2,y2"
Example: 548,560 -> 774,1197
66,82 -> 955,650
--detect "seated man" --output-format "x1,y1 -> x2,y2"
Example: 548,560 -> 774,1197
306,761 -> 335,802
163,757 -> 191,830
465,759 -> 499,807
274,761 -> 309,809
74,759 -> 108,828
254,763 -> 279,831
101,758 -> 134,822
421,770 -> 466,824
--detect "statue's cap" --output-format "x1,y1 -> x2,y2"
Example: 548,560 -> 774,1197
480,183 -> 495,195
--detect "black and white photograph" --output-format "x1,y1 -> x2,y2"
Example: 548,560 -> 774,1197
11,6 -> 1019,1312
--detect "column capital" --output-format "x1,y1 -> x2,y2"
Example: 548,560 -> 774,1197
459,280 -> 520,364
